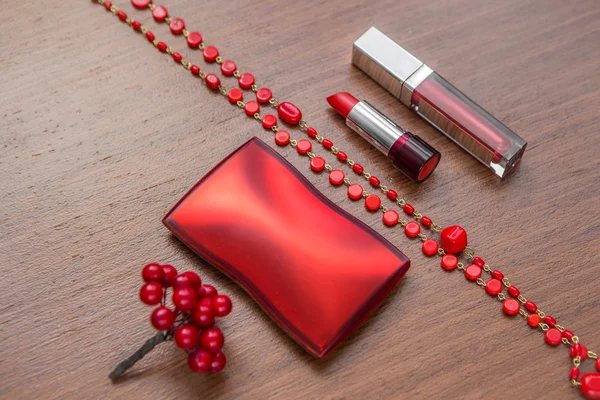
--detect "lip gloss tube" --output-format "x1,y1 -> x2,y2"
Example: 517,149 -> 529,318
327,92 -> 440,183
352,27 -> 527,178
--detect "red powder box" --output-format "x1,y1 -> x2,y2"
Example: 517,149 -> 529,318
163,137 -> 410,358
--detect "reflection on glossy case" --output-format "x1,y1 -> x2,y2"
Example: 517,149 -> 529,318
163,137 -> 410,358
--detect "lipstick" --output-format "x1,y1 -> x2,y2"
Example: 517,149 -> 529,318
352,27 -> 527,178
327,92 -> 440,183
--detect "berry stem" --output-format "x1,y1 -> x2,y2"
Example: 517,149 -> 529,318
109,331 -> 167,380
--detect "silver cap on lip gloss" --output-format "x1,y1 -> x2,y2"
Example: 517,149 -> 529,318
352,27 -> 433,108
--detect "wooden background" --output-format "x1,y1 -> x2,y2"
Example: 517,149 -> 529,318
1,0 -> 599,398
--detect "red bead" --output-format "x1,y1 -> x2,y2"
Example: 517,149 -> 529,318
169,17 -> 185,35
244,100 -> 259,117
347,184 -> 363,201
142,263 -> 165,282
104,1 -> 112,10
570,367 -> 580,380
368,176 -> 380,187
131,0 -> 151,9
439,225 -> 468,254
205,74 -> 221,90
213,295 -> 232,317
310,156 -> 326,172
337,151 -> 348,162
180,271 -> 201,289
387,190 -> 398,201
173,287 -> 197,311
277,102 -> 302,125
172,52 -> 182,63
296,139 -> 312,155
198,284 -> 217,298
306,127 -> 317,138
261,114 -> 277,129
329,170 -> 345,186
420,216 -> 432,227
596,358 -> 600,372
238,73 -> 255,89
140,281 -> 163,305
441,254 -> 458,271
200,327 -> 224,353
353,163 -> 364,174
473,256 -> 485,267
507,285 -> 520,298
220,60 -> 236,76
563,330 -> 575,341
274,130 -> 290,146
322,139 -> 333,150
491,270 -> 504,280
544,315 -> 557,327
156,41 -> 167,52
404,221 -> 420,238
503,298 -> 521,316
465,264 -> 482,281
365,194 -> 381,212
403,204 -> 414,215
571,343 -> 588,361
527,313 -> 541,328
383,210 -> 399,227
211,351 -> 226,372
152,5 -> 168,22
117,10 -> 127,21
422,239 -> 439,256
151,306 -> 174,331
145,31 -> 155,42
525,300 -> 537,313
192,297 -> 215,327
228,88 -> 243,104
190,65 -> 200,75
581,373 -> 600,400
174,324 -> 199,350
161,264 -> 178,287
485,278 -> 503,296
186,31 -> 203,48
132,20 -> 142,31
203,46 -> 219,63
545,327 -> 563,345
256,88 -> 272,103
188,349 -> 212,373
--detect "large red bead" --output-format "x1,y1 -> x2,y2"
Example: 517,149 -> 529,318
404,221 -> 420,238
261,114 -> 276,129
256,88 -> 272,104
131,0 -> 151,9
205,74 -> 221,90
203,46 -> 219,63
220,60 -> 236,76
277,102 -> 302,125
310,156 -> 325,172
186,32 -> 203,48
421,239 -> 438,256
347,184 -> 363,201
364,194 -> 381,211
274,131 -> 290,146
238,73 -> 255,89
152,5 -> 168,22
465,264 -> 482,281
296,139 -> 312,155
383,210 -> 399,227
244,100 -> 260,116
485,278 -> 503,296
228,88 -> 243,104
545,328 -> 562,346
169,17 -> 185,35
503,298 -> 520,316
439,225 -> 468,254
441,254 -> 458,271
328,170 -> 344,186
581,373 -> 600,400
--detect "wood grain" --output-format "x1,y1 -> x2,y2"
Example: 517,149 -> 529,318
1,0 -> 599,399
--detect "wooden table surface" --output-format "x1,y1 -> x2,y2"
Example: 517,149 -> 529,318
2,0 -> 599,399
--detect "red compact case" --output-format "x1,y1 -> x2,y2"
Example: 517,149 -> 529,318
163,137 -> 410,358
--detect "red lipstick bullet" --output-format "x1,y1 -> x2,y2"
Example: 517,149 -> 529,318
327,92 -> 440,183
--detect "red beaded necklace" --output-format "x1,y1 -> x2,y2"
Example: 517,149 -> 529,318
95,1 -> 600,397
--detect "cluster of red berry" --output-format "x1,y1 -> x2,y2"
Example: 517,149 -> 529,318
139,263 -> 232,373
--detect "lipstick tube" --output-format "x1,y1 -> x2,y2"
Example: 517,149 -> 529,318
327,92 -> 440,183
352,27 -> 527,178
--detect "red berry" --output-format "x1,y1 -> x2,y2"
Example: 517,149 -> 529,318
173,287 -> 197,311
161,264 -> 178,286
180,271 -> 201,290
198,284 -> 217,298
151,306 -> 174,331
140,281 -> 163,305
200,327 -> 224,353
174,274 -> 194,288
174,324 -> 199,350
192,298 -> 215,327
212,295 -> 232,317
142,263 -> 165,282
211,351 -> 226,372
188,349 -> 212,373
